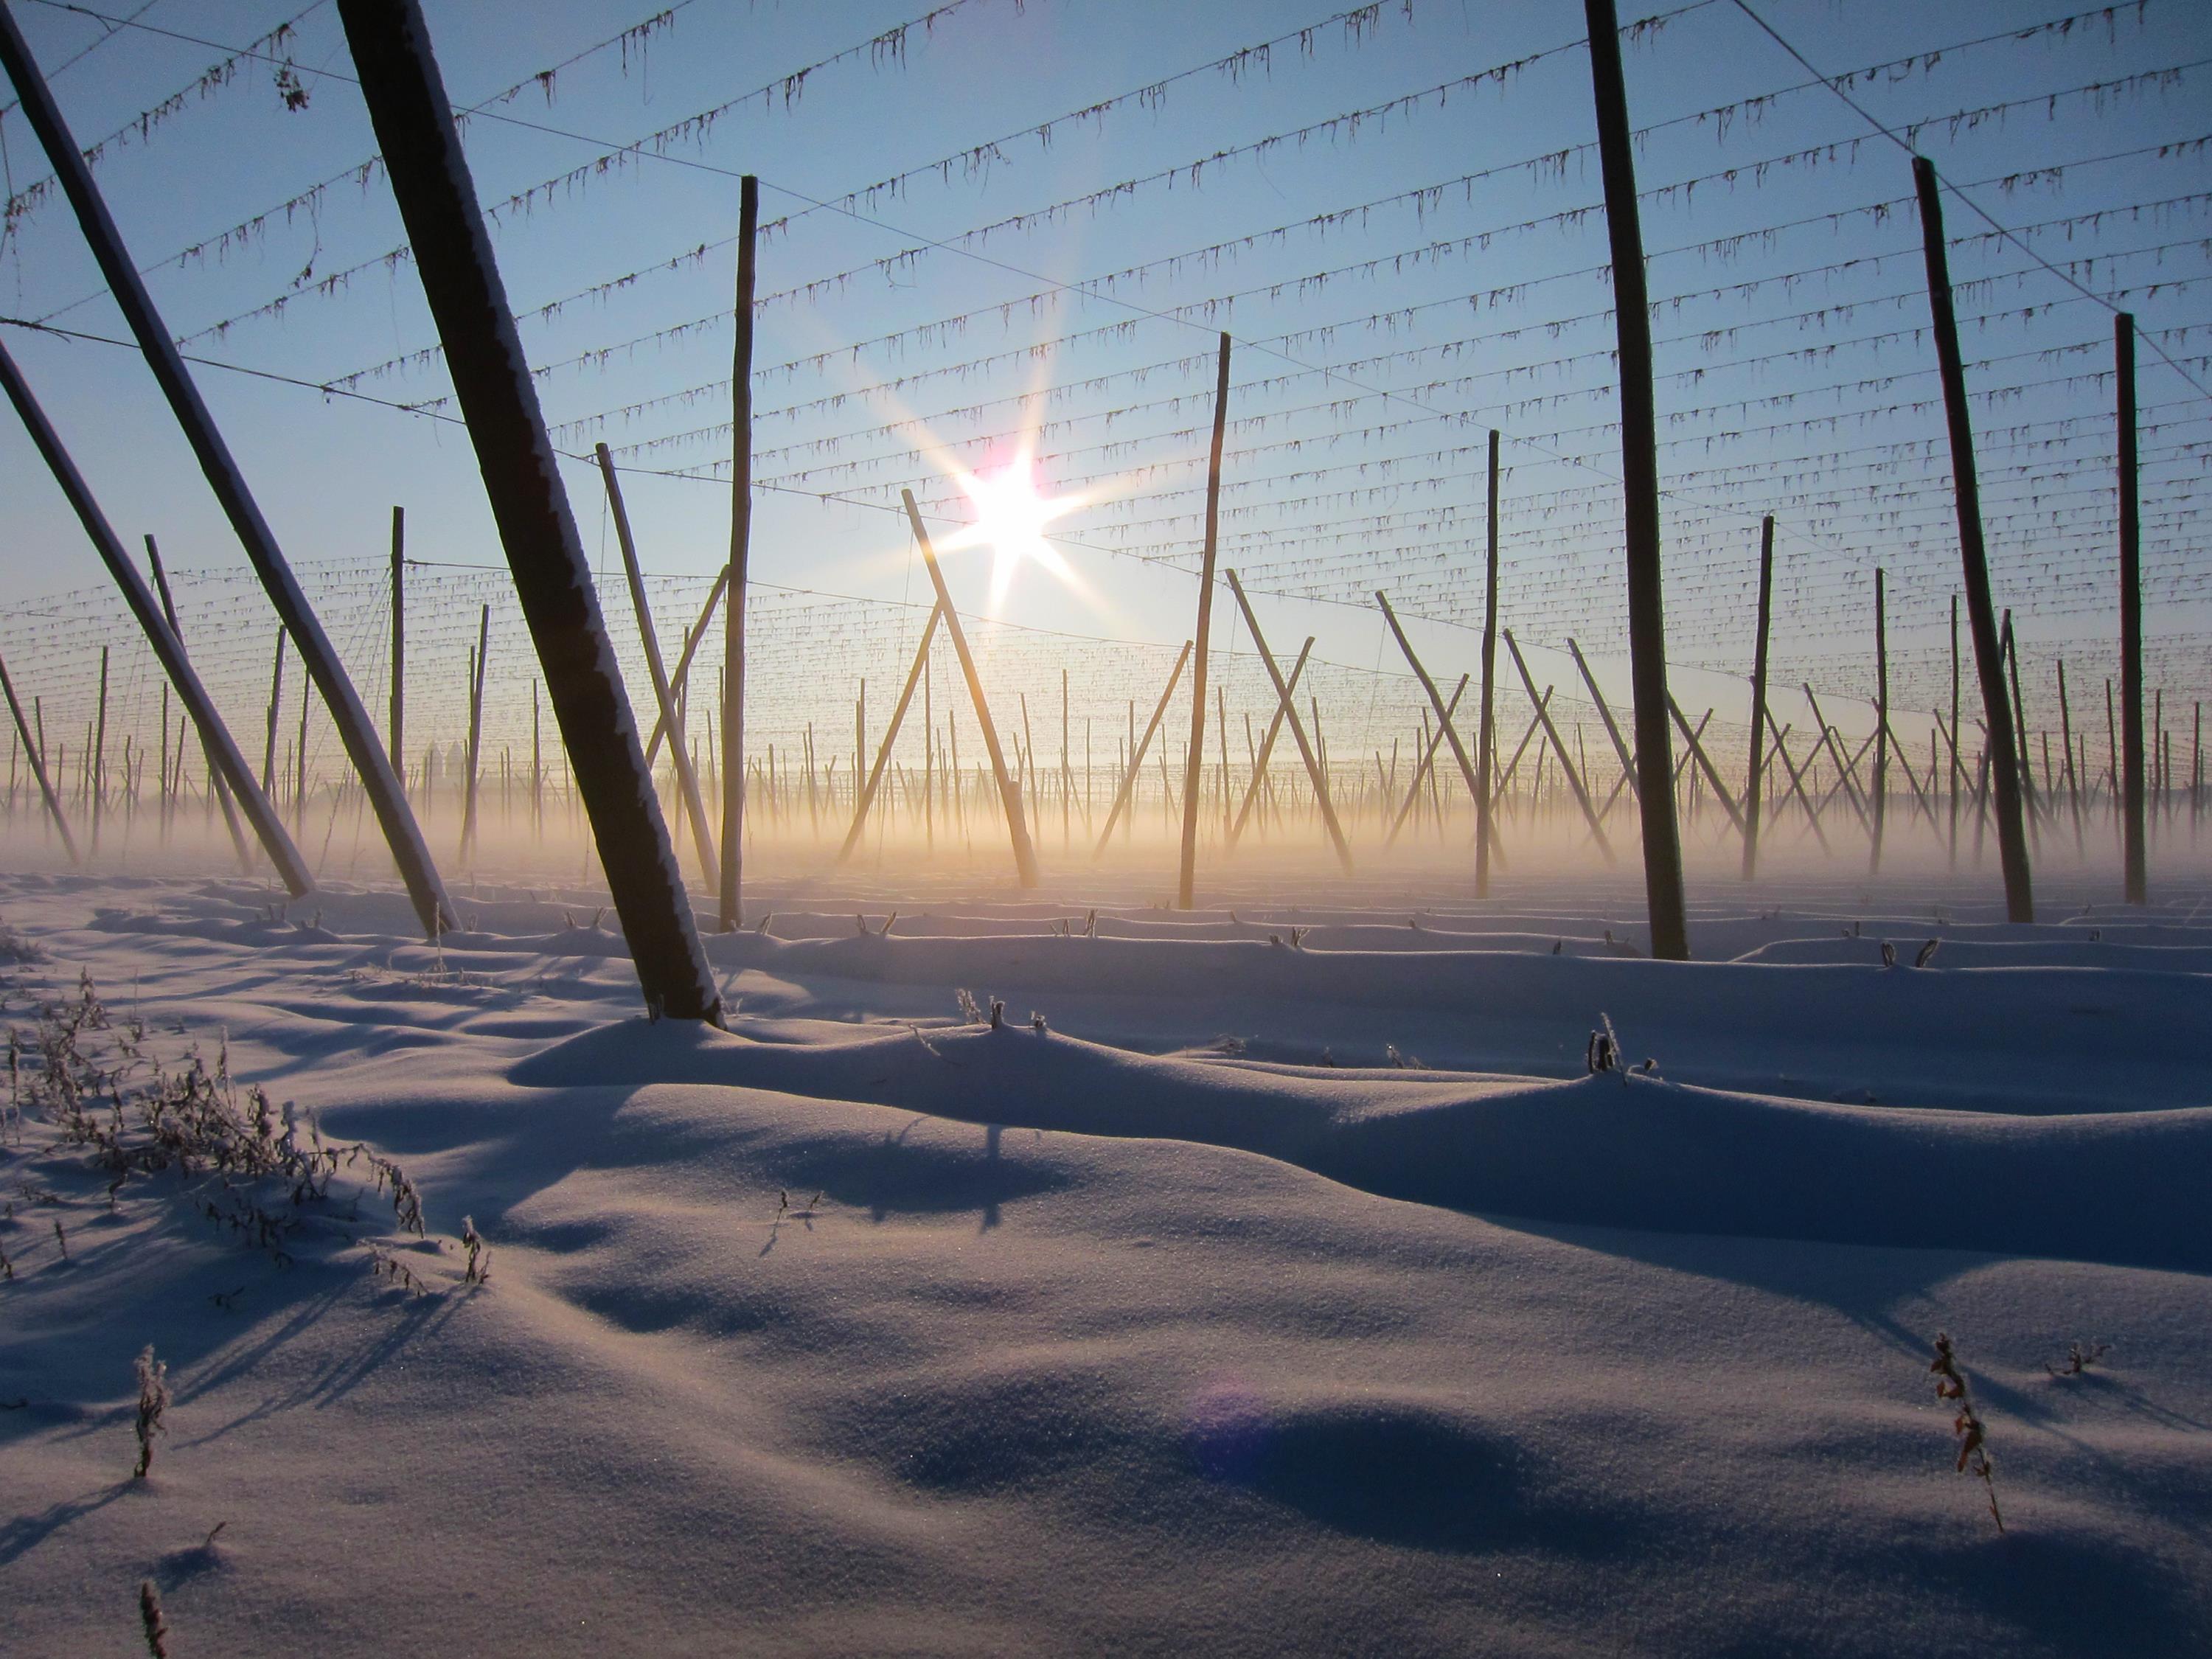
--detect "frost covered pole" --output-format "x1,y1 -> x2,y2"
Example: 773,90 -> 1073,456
0,1 -> 451,934
0,650 -> 75,862
339,0 -> 719,1021
1742,515 -> 1775,880
721,173 -> 759,931
2115,311 -> 2147,902
1583,0 -> 1688,957
0,341 -> 310,891
1177,332 -> 1231,908
900,489 -> 1039,886
1913,154 -> 2033,922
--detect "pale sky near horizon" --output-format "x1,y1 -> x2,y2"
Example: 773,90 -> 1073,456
1,0 -> 2205,766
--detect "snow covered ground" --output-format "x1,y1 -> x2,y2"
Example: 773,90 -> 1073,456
4,866 -> 2209,1655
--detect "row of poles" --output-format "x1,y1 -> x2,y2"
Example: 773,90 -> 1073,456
0,0 -> 2172,1029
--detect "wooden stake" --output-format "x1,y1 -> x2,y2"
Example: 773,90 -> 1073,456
1223,576 -> 1352,870
0,650 -> 76,860
1178,331 -> 1231,908
1387,674 -> 1468,847
838,602 -> 942,864
1502,630 -> 1613,860
2116,311 -> 2147,900
1743,515 -> 1775,879
1225,638 -> 1312,853
1477,429 -> 1500,897
1093,644 -> 1192,855
459,604 -> 488,863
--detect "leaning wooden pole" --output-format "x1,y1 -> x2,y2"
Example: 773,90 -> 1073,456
1582,0 -> 1688,956
0,341 -> 310,891
720,173 -> 758,931
596,442 -> 718,891
0,3 -> 451,934
0,650 -> 76,862
1225,573 -> 1353,872
340,0 -> 719,1020
837,602 -> 942,865
1094,643 -> 1193,856
900,489 -> 1039,887
2116,310 -> 2147,902
1177,332 -> 1231,908
1742,514 -> 1775,879
1912,153 -> 2033,922
1225,637 -> 1312,853
1376,593 -> 1484,821
1503,629 -> 1614,860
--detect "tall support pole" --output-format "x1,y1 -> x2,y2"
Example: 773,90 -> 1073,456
459,604 -> 489,864
1913,153 -> 2033,922
596,443 -> 719,891
0,343 -> 309,890
0,4 -> 451,935
1742,515 -> 1775,878
341,0 -> 718,1019
1502,629 -> 1614,860
837,602 -> 942,865
1583,0 -> 1687,956
1224,572 -> 1352,872
900,489 -> 1039,886
0,651 -> 75,862
2116,311 -> 2147,902
1871,567 -> 1889,873
1225,637 -> 1312,852
1177,332 -> 1231,908
1476,429 -> 1500,897
721,173 -> 758,930
389,506 -> 406,771
145,535 -> 248,869
1094,643 -> 1192,856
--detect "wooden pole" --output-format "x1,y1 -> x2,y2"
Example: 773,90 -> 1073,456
1225,637 -> 1312,853
0,343 -> 307,890
597,442 -> 718,890
1742,515 -> 1775,878
341,0 -> 719,1018
1871,567 -> 1888,873
1913,153 -> 2033,921
89,646 -> 108,855
459,604 -> 489,863
0,650 -> 75,861
837,603 -> 942,864
1387,674 -> 1468,847
1475,428 -> 1500,897
1223,576 -> 1352,871
1583,0 -> 1687,956
1503,630 -> 1613,859
261,630 -> 285,796
147,538 -> 246,868
2115,311 -> 2148,901
389,506 -> 406,772
720,172 -> 758,930
1177,332 -> 1231,907
2056,658 -> 2085,858
0,4 -> 450,932
1376,593 -> 1484,819
1093,643 -> 1192,855
1565,638 -> 1637,801
900,489 -> 1039,886
1947,593 -> 1961,867
1666,694 -> 1745,836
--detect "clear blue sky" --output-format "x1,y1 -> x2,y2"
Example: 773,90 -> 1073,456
2,0 -> 2205,769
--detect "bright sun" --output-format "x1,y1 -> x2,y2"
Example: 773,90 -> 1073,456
938,451 -> 1085,608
